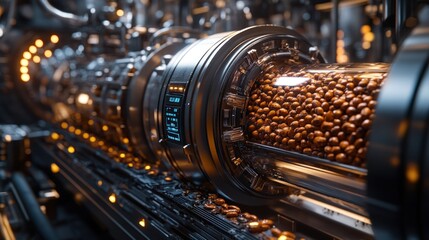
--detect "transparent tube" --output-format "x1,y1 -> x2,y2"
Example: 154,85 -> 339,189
245,63 -> 389,169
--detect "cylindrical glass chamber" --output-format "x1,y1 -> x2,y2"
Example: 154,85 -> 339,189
245,63 -> 388,168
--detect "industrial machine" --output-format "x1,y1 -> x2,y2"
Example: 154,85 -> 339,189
1,0 -> 428,239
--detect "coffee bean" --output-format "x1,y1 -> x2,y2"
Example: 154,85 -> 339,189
226,210 -> 239,218
312,116 -> 324,126
204,203 -> 216,210
313,136 -> 327,146
271,228 -> 282,237
214,198 -> 225,205
342,122 -> 356,133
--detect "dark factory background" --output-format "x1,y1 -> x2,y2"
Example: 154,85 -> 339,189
1,0 -> 429,239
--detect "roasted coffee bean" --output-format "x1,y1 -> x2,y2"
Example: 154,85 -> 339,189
342,122 -> 356,133
247,222 -> 262,233
204,203 -> 216,210
228,205 -> 241,212
313,136 -> 327,146
345,145 -> 356,155
260,219 -> 274,227
336,153 -> 347,163
246,214 -> 258,221
226,210 -> 239,218
312,116 -> 324,126
362,119 -> 371,129
321,121 -> 334,131
271,228 -> 282,237
361,107 -> 372,117
214,198 -> 225,205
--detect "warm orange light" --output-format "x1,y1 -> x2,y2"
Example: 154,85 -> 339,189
97,180 -> 103,186
88,119 -> 94,126
4,135 -> 12,142
68,126 -> 76,133
406,163 -> 420,184
74,129 -> 82,135
77,93 -> 90,104
20,66 -> 29,74
50,163 -> 60,173
33,55 -> 41,63
67,146 -> 75,153
21,74 -> 30,82
102,125 -> 109,131
119,153 -> 126,158
51,132 -> 60,140
138,219 -> 146,227
108,194 -> 116,203
122,138 -> 129,144
50,34 -> 59,43
44,50 -> 53,58
23,51 -> 32,59
144,165 -> 151,170
385,30 -> 392,38
29,45 -> 37,54
82,133 -> 89,139
361,25 -> 371,34
116,9 -> 124,17
363,32 -> 375,42
89,136 -> 96,142
35,39 -> 44,48
61,122 -> 68,129
362,41 -> 371,50
20,59 -> 29,66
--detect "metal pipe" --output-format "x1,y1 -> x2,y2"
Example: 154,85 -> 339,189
11,172 -> 57,240
37,0 -> 88,26
330,0 -> 339,62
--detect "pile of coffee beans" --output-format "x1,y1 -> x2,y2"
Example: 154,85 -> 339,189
246,66 -> 387,168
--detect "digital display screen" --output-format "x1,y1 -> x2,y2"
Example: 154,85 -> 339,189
165,106 -> 182,142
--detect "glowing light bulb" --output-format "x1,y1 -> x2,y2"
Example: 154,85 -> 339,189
108,194 -> 116,203
33,55 -> 41,63
77,93 -> 90,104
51,132 -> 60,140
50,34 -> 59,43
44,50 -> 52,58
67,146 -> 75,153
51,163 -> 60,173
23,51 -> 32,59
20,59 -> 29,66
116,9 -> 124,17
61,122 -> 68,129
20,66 -> 29,74
35,39 -> 44,48
82,133 -> 89,139
21,73 -> 30,82
138,219 -> 146,227
29,45 -> 37,54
